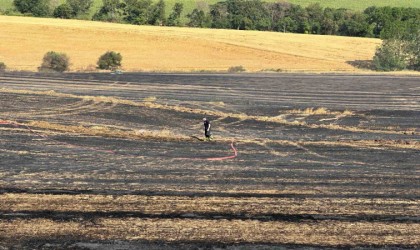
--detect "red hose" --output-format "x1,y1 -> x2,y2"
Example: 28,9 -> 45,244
204,141 -> 238,161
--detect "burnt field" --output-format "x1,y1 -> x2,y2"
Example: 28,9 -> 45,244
0,72 -> 419,249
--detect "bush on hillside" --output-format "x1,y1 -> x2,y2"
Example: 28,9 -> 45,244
0,62 -> 6,72
228,65 -> 246,73
373,20 -> 420,71
97,51 -> 122,70
373,40 -> 408,71
39,51 -> 70,72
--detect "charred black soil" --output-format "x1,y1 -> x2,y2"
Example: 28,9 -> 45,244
0,72 -> 419,249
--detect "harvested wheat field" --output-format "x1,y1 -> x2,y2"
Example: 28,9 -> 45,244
0,15 -> 382,72
0,72 -> 419,249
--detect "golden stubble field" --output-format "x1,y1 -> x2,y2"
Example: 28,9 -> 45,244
0,15 -> 382,72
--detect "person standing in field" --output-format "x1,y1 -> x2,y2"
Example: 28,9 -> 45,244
203,118 -> 212,141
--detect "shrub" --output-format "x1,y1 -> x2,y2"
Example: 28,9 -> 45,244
373,40 -> 408,71
97,51 -> 122,70
228,65 -> 246,73
39,51 -> 70,72
0,62 -> 6,72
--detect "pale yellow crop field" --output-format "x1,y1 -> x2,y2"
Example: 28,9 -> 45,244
0,15 -> 382,72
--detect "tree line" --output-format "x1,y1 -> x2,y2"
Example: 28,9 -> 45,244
11,0 -> 420,38
10,0 -> 420,71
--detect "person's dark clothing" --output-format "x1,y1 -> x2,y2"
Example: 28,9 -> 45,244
204,120 -> 210,130
204,120 -> 211,138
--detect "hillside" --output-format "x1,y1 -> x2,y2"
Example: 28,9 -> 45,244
0,15 -> 382,72
1,0 -> 420,18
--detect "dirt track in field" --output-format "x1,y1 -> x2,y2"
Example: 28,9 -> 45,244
0,72 -> 419,249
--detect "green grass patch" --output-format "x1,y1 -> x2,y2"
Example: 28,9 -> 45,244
285,0 -> 420,10
172,0 -> 420,23
0,0 -> 14,11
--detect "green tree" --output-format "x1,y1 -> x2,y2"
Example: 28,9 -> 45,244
226,0 -> 270,30
364,6 -> 392,37
210,2 -> 229,29
187,8 -> 210,28
39,51 -> 70,72
123,0 -> 153,25
53,3 -> 73,18
67,0 -> 93,17
92,0 -> 123,22
167,2 -> 183,26
305,3 -> 323,34
13,0 -> 51,17
267,2 -> 291,31
380,20 -> 409,40
288,4 -> 309,33
364,6 -> 420,38
149,0 -> 165,25
97,51 -> 122,70
276,16 -> 297,33
321,8 -> 339,35
339,12 -> 373,37
378,20 -> 420,70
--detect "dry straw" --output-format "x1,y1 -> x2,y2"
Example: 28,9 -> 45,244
0,15 -> 381,72
2,88 -> 417,138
